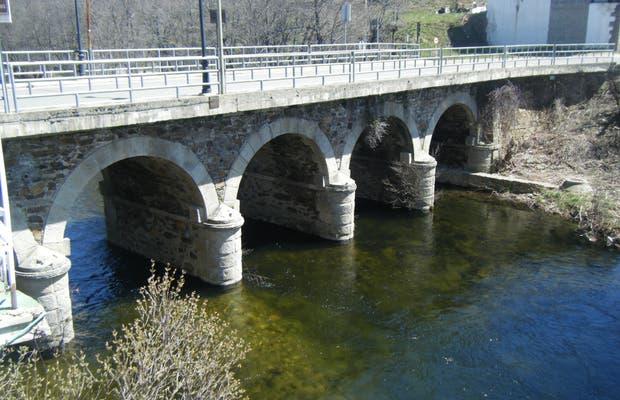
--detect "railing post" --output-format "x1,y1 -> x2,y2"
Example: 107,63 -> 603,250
349,51 -> 356,83
502,45 -> 507,68
0,47 -> 9,113
552,44 -> 557,66
8,64 -> 18,113
127,60 -> 133,104
438,47 -> 443,75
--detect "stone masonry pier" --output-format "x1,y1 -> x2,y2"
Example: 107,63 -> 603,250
0,63 -> 612,345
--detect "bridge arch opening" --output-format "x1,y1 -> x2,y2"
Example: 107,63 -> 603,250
429,104 -> 475,168
350,116 -> 414,203
99,156 -> 209,269
42,137 -> 225,282
43,137 -> 219,250
237,133 -> 334,239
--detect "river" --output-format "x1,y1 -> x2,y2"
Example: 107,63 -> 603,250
65,188 -> 620,399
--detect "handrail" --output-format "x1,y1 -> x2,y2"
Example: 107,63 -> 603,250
0,43 -> 615,114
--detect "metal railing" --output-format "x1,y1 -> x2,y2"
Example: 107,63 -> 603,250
0,43 -> 614,114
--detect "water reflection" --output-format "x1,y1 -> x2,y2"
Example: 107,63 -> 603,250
64,189 -> 620,399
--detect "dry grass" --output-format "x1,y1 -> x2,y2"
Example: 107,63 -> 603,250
497,79 -> 620,247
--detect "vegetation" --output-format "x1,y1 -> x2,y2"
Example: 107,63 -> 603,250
384,161 -> 423,210
0,0 -> 407,50
479,82 -> 525,168
497,78 -> 620,248
400,8 -> 464,47
0,269 -> 249,400
0,0 -> 486,50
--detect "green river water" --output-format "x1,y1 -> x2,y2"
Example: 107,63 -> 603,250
65,190 -> 620,399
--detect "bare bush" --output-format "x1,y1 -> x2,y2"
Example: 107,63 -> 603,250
0,269 -> 249,400
479,81 -> 525,168
383,161 -> 422,210
0,0 -> 409,50
499,77 -> 620,247
0,350 -> 99,400
365,119 -> 389,149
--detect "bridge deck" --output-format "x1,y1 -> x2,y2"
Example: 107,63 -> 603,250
0,61 -> 612,140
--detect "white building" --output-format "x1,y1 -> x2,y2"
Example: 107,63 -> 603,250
487,0 -> 620,46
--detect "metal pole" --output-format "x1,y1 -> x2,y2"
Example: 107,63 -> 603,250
216,0 -> 225,94
0,39 -> 9,113
74,0 -> 85,75
199,0 -> 211,94
349,51 -> 355,82
438,47 -> 443,75
86,0 -> 92,60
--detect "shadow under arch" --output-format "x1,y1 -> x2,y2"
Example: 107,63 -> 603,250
223,117 -> 341,206
349,115 -> 416,203
423,92 -> 478,162
340,101 -> 422,174
42,136 -> 220,252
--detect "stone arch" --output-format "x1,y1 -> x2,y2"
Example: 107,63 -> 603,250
340,101 -> 422,174
423,91 -> 478,154
42,136 -> 219,251
223,117 -> 340,206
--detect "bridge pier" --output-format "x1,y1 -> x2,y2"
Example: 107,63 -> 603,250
316,180 -> 357,241
15,246 -> 73,347
104,194 -> 245,286
466,142 -> 500,173
409,156 -> 438,211
238,174 -> 356,242
352,150 -> 438,212
201,206 -> 244,285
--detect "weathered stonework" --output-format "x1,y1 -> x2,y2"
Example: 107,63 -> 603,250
410,158 -> 438,211
466,143 -> 500,173
15,246 -> 73,347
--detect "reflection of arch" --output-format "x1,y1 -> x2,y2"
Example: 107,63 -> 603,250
340,101 -> 422,173
223,117 -> 340,205
42,137 -> 219,250
423,92 -> 478,153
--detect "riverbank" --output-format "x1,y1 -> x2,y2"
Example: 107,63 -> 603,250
495,79 -> 620,248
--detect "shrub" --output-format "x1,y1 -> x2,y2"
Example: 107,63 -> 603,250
479,82 -> 525,168
0,269 -> 249,400
365,119 -> 389,149
383,161 -> 422,210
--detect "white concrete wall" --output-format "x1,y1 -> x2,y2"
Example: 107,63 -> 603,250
586,3 -> 617,43
487,0 -> 552,45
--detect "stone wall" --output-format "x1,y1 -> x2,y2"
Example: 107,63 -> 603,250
2,84 -> 471,240
239,174 -> 322,235
3,72 -> 610,242
104,196 -> 206,275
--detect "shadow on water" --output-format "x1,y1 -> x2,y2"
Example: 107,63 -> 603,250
64,189 -> 620,400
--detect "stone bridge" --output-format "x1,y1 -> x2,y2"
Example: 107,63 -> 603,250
0,63 -> 611,344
